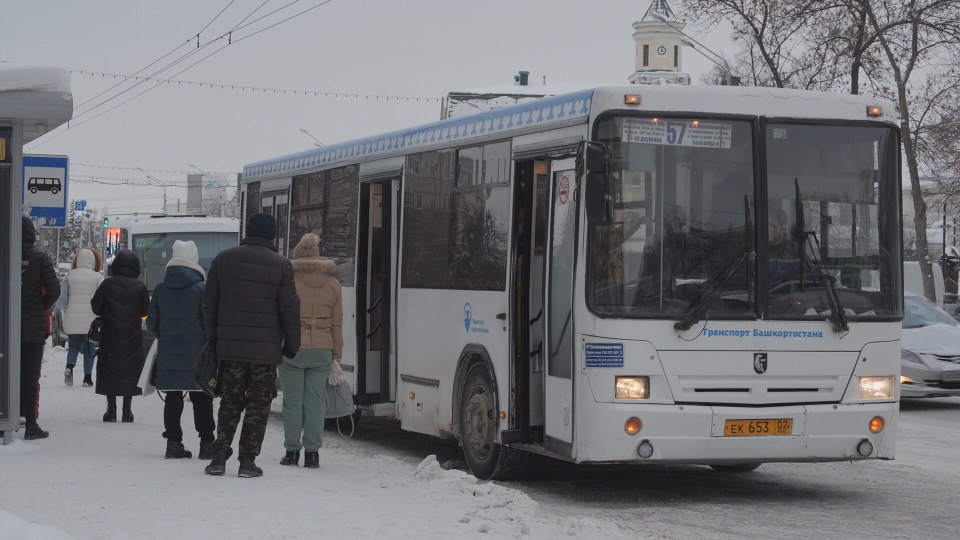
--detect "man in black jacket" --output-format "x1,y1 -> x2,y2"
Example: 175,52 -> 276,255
20,216 -> 60,440
202,213 -> 300,478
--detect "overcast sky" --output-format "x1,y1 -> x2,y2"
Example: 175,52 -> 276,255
2,0 -> 732,216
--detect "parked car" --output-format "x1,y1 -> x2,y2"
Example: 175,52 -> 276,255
901,294 -> 960,398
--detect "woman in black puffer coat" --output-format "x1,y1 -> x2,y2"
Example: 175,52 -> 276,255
91,249 -> 150,423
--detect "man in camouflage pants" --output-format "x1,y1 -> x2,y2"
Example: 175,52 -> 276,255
202,213 -> 300,478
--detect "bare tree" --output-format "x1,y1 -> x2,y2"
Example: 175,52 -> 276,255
678,0 -> 960,301
856,0 -> 960,300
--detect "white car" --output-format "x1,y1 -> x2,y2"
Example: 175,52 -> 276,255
901,295 -> 960,398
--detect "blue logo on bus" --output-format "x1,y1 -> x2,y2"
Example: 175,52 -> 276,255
464,303 -> 472,333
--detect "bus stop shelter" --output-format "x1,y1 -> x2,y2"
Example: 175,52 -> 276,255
0,65 -> 73,444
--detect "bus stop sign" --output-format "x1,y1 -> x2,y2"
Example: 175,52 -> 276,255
23,154 -> 69,227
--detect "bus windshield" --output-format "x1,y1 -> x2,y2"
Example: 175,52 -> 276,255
765,123 -> 901,320
587,116 -> 901,321
588,116 -> 756,318
132,232 -> 238,292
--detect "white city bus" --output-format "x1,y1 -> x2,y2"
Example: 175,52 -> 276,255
240,85 -> 903,479
106,216 -> 239,293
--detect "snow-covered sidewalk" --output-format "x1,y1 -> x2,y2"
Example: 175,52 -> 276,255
0,347 -> 629,540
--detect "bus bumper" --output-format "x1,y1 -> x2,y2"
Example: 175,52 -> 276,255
575,402 -> 898,464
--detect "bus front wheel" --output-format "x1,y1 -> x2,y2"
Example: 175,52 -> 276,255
460,363 -> 527,480
51,188 -> 59,194
30,187 -> 37,194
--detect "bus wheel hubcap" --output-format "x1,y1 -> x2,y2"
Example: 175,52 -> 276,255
465,389 -> 493,459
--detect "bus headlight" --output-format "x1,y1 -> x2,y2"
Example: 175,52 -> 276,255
615,377 -> 650,400
858,376 -> 895,400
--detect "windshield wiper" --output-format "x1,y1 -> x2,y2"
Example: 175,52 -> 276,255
675,195 -> 754,332
795,180 -> 849,333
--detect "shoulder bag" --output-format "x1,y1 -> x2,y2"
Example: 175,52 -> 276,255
87,317 -> 103,342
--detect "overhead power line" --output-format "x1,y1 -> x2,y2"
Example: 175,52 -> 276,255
71,70 -> 442,102
74,0 -> 239,112
71,173 -> 233,188
73,162 -> 234,178
28,0 -> 337,150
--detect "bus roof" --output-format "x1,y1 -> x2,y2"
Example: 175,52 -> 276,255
242,85 -> 897,183
117,216 -> 240,235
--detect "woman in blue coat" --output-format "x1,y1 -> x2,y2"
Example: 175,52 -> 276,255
147,240 -> 215,460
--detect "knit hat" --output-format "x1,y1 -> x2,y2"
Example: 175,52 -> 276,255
246,212 -> 277,240
292,233 -> 320,259
167,240 -> 205,278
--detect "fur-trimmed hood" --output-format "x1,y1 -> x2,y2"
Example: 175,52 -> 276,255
292,256 -> 337,287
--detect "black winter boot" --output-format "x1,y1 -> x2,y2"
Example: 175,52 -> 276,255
165,440 -> 192,459
237,454 -> 263,478
303,451 -> 319,469
24,423 -> 50,440
82,374 -> 93,387
204,447 -> 232,476
198,440 -> 215,461
121,396 -> 134,423
103,397 -> 117,423
280,450 -> 300,466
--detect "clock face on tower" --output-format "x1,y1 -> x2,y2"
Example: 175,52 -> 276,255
657,45 -> 667,56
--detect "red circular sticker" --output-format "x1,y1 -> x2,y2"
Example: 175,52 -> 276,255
559,176 -> 570,205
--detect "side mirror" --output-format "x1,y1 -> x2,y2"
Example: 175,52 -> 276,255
585,171 -> 608,224
586,143 -> 607,172
583,142 -> 610,224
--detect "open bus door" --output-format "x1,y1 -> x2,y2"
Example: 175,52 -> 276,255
356,177 -> 398,408
512,157 -> 577,457
542,159 -> 577,457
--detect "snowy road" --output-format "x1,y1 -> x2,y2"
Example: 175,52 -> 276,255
336,400 -> 960,540
1,347 -> 959,539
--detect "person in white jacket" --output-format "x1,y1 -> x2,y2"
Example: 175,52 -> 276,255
56,248 -> 105,387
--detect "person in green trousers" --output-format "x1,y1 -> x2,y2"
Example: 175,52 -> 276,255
280,233 -> 343,469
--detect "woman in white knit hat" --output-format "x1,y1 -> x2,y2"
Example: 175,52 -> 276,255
147,240 -> 216,460
280,232 -> 343,468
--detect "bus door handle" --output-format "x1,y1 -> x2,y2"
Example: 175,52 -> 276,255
366,296 -> 382,314
529,308 -> 543,326
366,322 -> 382,339
530,342 -> 542,358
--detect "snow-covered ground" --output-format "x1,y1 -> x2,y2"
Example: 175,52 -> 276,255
0,347 -> 636,540
3,345 -> 960,539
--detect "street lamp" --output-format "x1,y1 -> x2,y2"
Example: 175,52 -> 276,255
137,167 -> 168,215
299,128 -> 324,147
650,12 -> 739,86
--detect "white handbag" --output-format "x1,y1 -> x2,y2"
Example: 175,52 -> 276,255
137,339 -> 158,396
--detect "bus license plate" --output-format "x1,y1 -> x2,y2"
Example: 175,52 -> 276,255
724,419 -> 792,437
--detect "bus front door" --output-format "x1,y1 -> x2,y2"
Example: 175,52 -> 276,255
543,159 -> 577,457
512,159 -> 549,444
260,191 -> 290,256
357,178 -> 397,405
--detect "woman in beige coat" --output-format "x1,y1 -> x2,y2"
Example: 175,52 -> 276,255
280,233 -> 343,468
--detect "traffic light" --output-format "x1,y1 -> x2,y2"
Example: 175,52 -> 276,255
103,216 -> 109,228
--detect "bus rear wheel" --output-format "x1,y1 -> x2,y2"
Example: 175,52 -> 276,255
460,363 -> 527,480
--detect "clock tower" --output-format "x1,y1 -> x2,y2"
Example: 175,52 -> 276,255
628,0 -> 690,85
